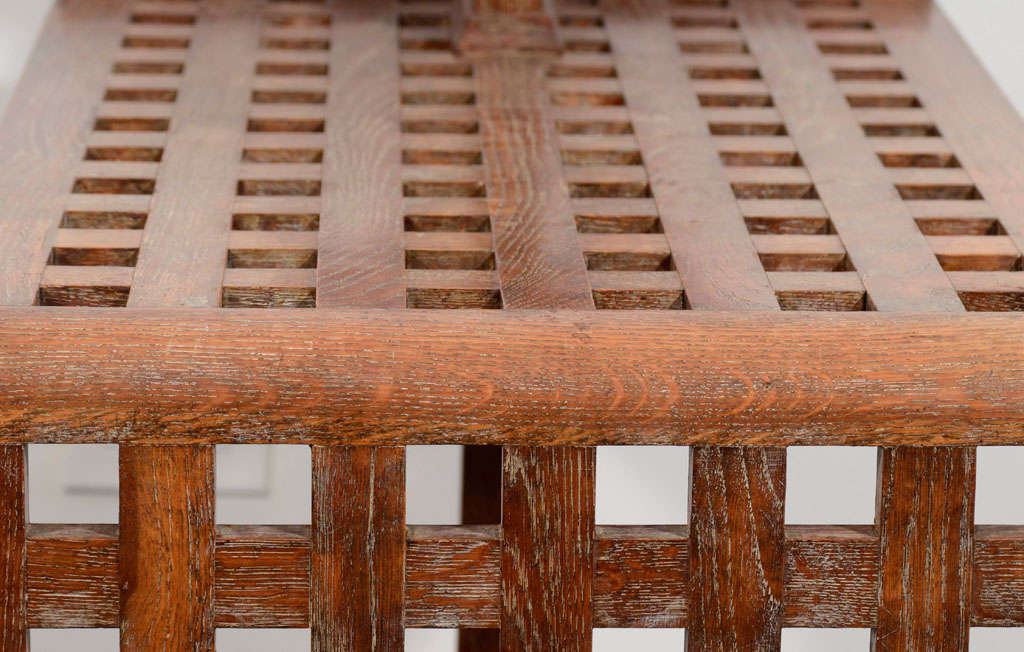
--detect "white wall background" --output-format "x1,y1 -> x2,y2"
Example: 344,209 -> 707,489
3,0 -> 1024,650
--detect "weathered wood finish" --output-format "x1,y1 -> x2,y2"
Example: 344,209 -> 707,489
686,447 -> 785,651
119,445 -> 215,651
603,0 -> 777,311
501,447 -> 595,650
0,447 -> 26,652
23,522 -> 1024,629
874,448 -> 975,651
311,447 -> 406,651
319,0 -> 405,308
0,309 -> 1023,445
2,0 -> 1024,647
473,38 -> 596,650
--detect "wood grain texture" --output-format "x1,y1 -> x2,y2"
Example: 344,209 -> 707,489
407,525 -> 500,629
311,446 -> 405,651
475,56 -> 594,310
216,525 -> 309,628
27,524 -> 118,629
785,525 -> 878,628
733,5 -> 980,648
602,0 -> 778,311
128,0 -> 256,308
973,525 -> 1024,626
501,447 -> 594,651
733,0 -> 963,313
0,447 -> 26,652
0,0 -> 127,306
868,0 -> 1024,260
119,445 -> 215,651
874,447 -> 975,652
594,525 -> 687,628
686,447 -> 785,651
472,43 -> 595,652
20,523 -> 913,629
317,0 -> 405,308
1,309 -> 1024,445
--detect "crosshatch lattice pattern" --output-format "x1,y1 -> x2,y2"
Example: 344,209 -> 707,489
2,0 -> 1024,650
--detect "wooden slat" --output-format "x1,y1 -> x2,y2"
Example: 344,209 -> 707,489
37,522 -> 1013,629
0,447 -> 26,652
500,448 -> 594,649
311,446 -> 405,651
873,448 -> 975,650
128,2 -> 256,308
589,0 -> 778,313
475,56 -> 593,310
973,525 -> 1024,626
119,445 -> 215,650
317,0 -> 404,307
0,0 -> 128,305
733,0 -> 961,313
471,47 -> 596,651
686,447 -> 785,651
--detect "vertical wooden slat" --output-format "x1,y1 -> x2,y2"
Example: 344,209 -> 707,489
501,447 -> 595,651
311,446 -> 406,652
873,448 -> 975,651
602,0 -> 778,311
732,2 -> 975,649
119,445 -> 215,651
472,46 -> 596,652
686,447 -> 786,651
0,446 -> 26,652
313,4 -> 406,649
318,0 -> 404,309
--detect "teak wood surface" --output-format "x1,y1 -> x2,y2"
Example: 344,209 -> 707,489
1,0 -> 1024,650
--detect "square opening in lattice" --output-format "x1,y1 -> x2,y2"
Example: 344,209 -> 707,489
28,444 -> 118,523
784,447 -> 874,524
217,629 -> 309,651
215,445 -> 310,524
405,629 -> 458,651
597,446 -> 687,525
970,628 -> 1024,650
407,445 -> 463,525
31,629 -> 117,650
782,628 -> 870,650
594,628 -> 684,650
976,447 -> 1024,524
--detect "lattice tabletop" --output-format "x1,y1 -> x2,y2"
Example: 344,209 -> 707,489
1,0 -> 1023,650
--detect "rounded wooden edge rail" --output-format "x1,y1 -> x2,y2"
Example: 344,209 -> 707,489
0,307 -> 1022,445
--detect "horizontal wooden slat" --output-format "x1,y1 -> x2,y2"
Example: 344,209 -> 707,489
24,522 -> 1024,629
0,309 -> 1022,444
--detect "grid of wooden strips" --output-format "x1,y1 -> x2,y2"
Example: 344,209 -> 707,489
1,0 -> 1024,650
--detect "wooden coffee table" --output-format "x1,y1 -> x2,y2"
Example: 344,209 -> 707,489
1,0 -> 1023,650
